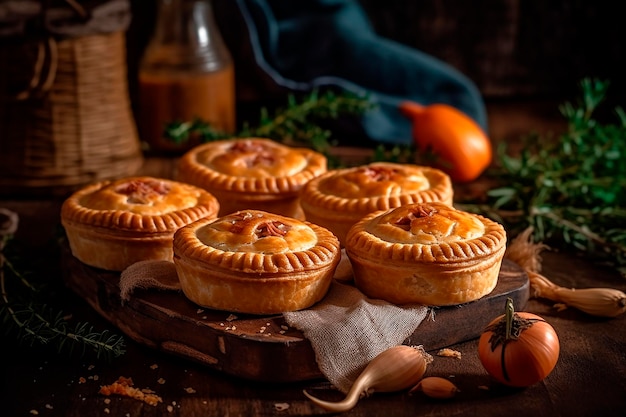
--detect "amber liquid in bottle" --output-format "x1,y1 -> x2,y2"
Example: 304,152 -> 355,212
138,0 -> 235,154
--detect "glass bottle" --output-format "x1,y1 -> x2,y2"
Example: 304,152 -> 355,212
138,0 -> 236,153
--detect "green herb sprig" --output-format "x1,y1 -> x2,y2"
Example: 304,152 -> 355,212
0,300 -> 126,360
165,89 -> 374,167
1,210 -> 126,360
460,78 -> 626,275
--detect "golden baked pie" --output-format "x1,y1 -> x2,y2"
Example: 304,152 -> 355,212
345,202 -> 506,306
61,176 -> 220,271
173,210 -> 341,314
176,138 -> 327,219
299,162 -> 453,245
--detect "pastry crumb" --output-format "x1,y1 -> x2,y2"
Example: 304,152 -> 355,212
99,376 -> 163,406
437,348 -> 462,359
184,387 -> 196,394
274,402 -> 290,411
150,364 -> 159,370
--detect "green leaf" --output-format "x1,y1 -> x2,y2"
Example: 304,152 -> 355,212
462,78 -> 626,275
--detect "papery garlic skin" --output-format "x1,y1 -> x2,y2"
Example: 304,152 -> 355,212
505,229 -> 626,319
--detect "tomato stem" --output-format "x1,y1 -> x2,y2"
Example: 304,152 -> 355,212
501,297 -> 515,381
505,297 -> 515,341
487,300 -> 543,349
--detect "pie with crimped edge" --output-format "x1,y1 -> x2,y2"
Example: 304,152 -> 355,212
173,210 -> 341,315
344,202 -> 506,306
299,162 -> 453,246
176,138 -> 327,218
61,176 -> 220,271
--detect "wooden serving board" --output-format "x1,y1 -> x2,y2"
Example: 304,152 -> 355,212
61,245 -> 528,383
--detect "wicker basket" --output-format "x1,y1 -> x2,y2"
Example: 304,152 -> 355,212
0,10 -> 142,197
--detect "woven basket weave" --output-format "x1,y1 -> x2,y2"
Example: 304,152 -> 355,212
0,29 -> 143,196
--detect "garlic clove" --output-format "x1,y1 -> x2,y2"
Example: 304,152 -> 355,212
505,228 -> 626,319
553,286 -> 626,318
410,376 -> 460,399
303,345 -> 432,412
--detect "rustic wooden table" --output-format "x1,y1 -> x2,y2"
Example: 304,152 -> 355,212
1,99 -> 625,416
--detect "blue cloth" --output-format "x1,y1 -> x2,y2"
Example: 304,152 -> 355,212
235,0 -> 487,145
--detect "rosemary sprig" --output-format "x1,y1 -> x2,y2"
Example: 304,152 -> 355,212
165,89 -> 374,167
0,301 -> 126,360
459,78 -> 626,275
1,209 -> 126,360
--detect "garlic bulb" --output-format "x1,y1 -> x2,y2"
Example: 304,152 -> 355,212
303,345 -> 432,413
410,376 -> 460,399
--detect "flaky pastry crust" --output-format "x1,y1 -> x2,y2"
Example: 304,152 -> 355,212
345,202 -> 506,306
299,162 -> 453,245
173,210 -> 341,314
176,138 -> 327,218
61,176 -> 220,271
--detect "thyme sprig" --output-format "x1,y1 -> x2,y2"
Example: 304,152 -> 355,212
1,210 -> 126,360
459,78 -> 626,275
165,89 -> 374,167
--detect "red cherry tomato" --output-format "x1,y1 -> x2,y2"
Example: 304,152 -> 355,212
478,298 -> 560,387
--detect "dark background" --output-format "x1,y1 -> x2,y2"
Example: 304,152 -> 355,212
127,0 -> 626,109
357,0 -> 625,100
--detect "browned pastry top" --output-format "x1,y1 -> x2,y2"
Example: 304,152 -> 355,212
174,210 -> 340,274
346,202 -> 506,263
301,162 -> 453,212
177,138 -> 327,194
61,176 -> 219,233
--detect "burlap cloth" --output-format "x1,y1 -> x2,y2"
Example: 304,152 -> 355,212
120,253 -> 429,393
